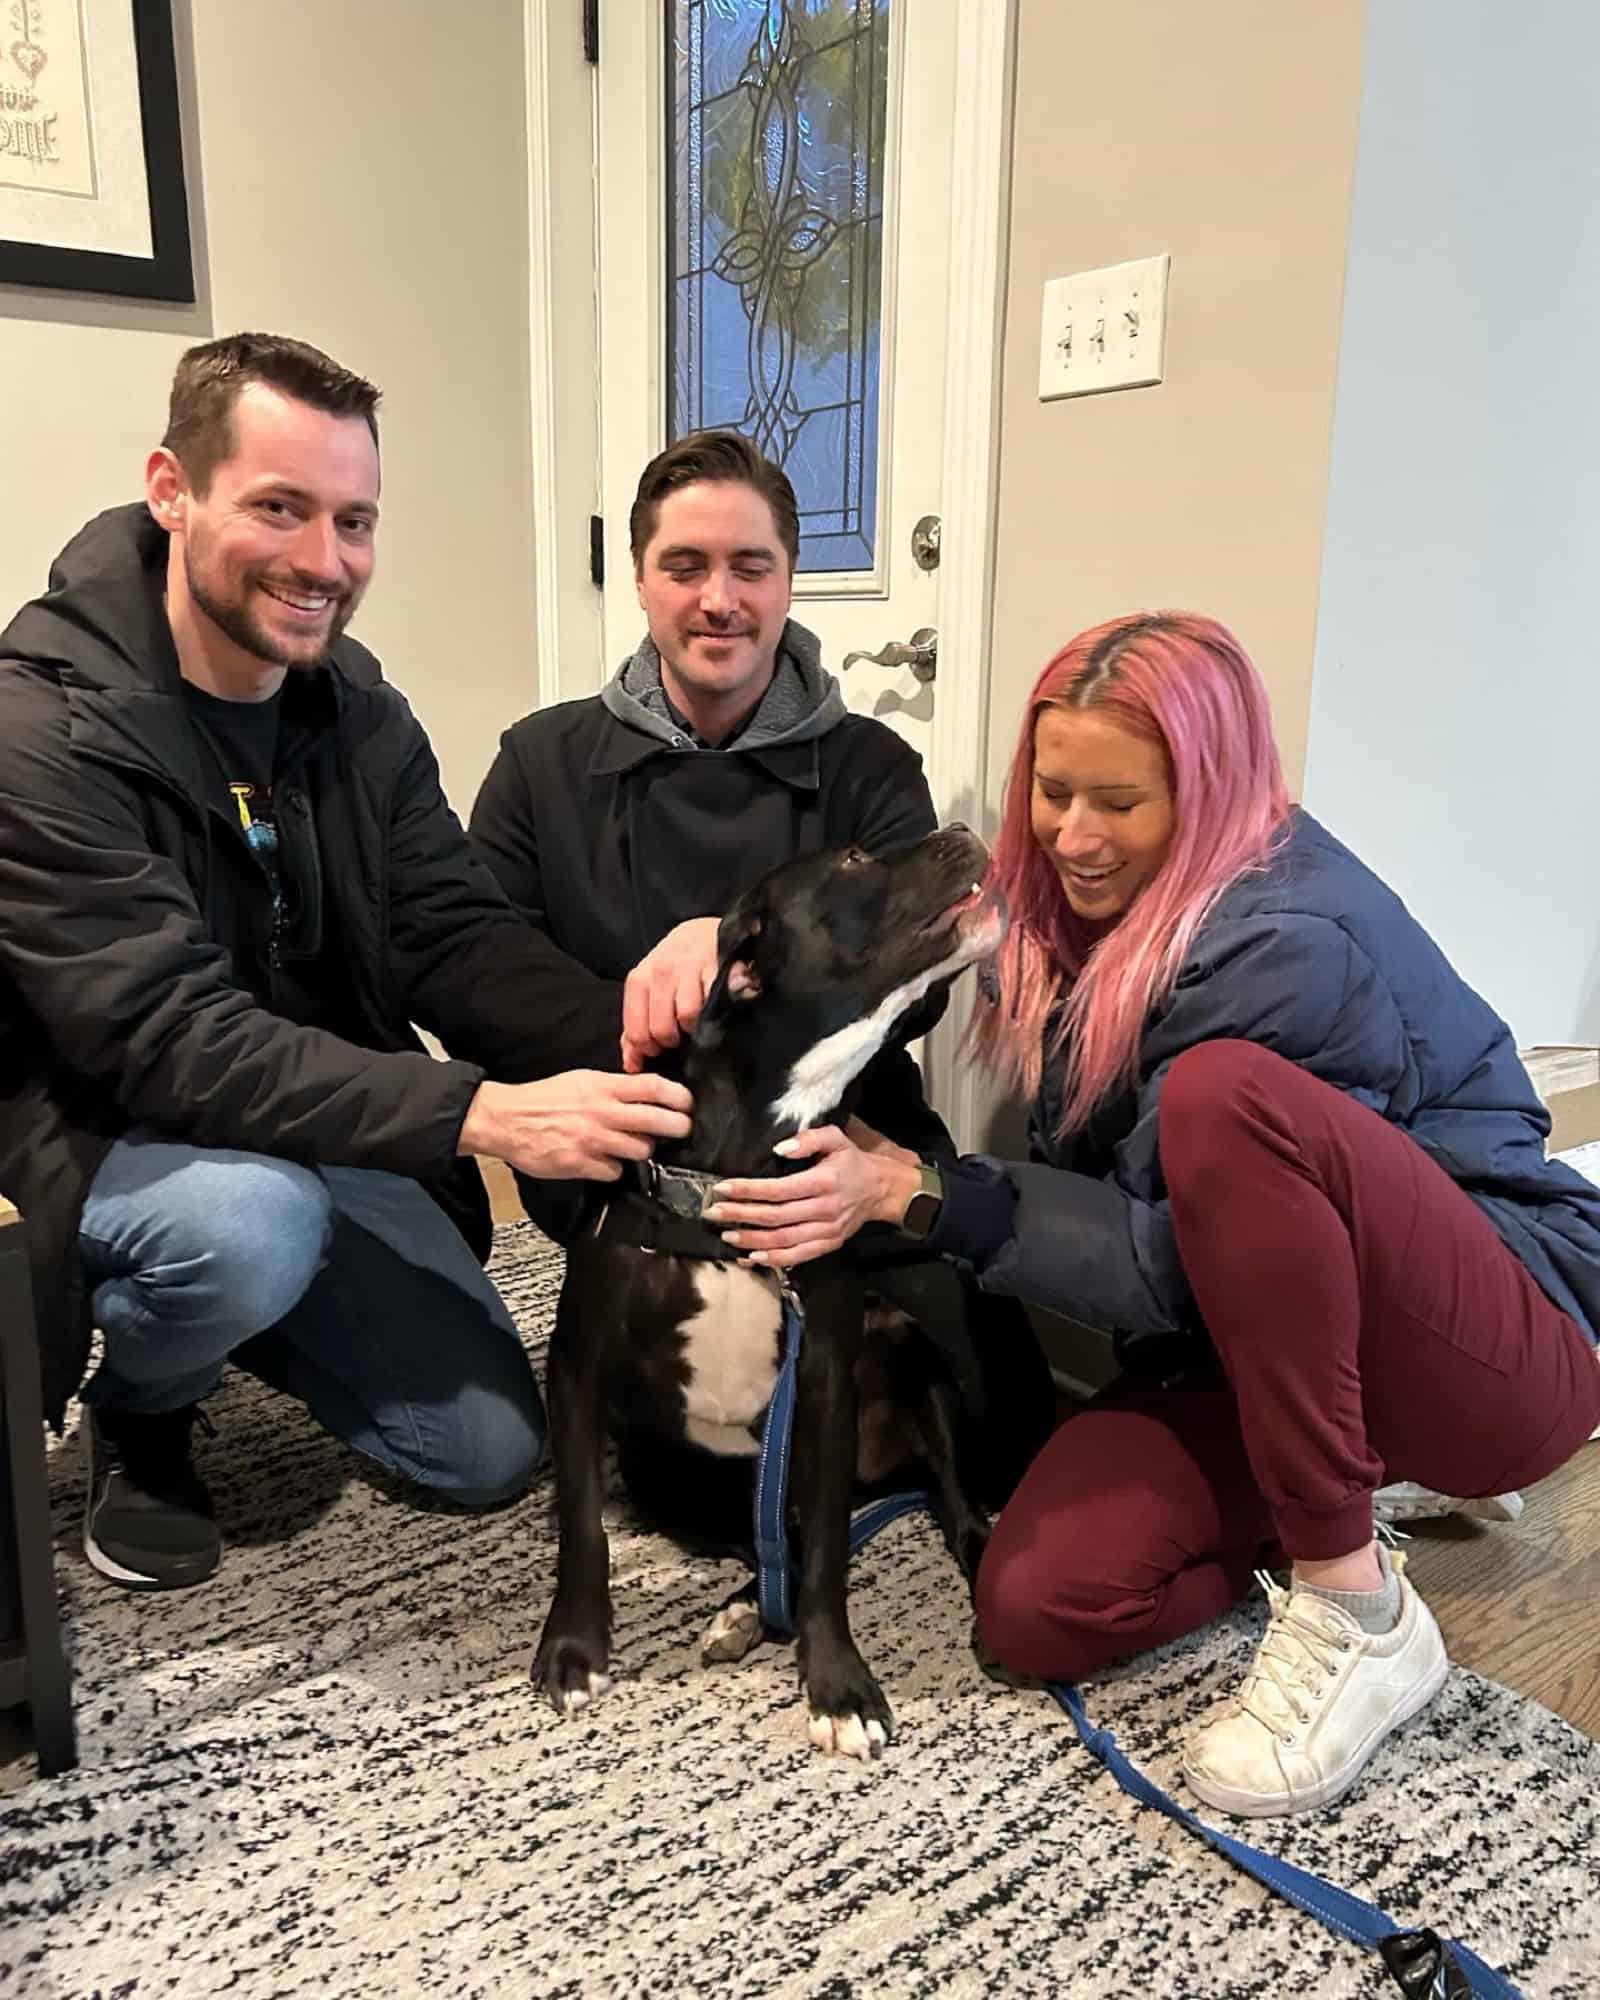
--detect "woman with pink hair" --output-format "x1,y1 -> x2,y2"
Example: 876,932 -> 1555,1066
710,610 -> 1600,1818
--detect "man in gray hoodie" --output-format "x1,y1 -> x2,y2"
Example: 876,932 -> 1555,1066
469,431 -> 1053,1494
470,432 -> 952,1212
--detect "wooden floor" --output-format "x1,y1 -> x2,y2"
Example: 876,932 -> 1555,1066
1399,1445 -> 1600,1736
483,1159 -> 1600,1738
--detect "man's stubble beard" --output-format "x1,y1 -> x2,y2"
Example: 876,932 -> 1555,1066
184,539 -> 358,671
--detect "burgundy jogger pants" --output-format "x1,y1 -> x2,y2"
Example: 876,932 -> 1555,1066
974,1040 -> 1600,1682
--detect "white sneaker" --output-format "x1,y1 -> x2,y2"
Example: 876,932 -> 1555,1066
1181,1558 -> 1449,1817
1371,1481 -> 1524,1525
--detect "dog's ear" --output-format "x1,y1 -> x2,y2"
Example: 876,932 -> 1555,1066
695,897 -> 769,1042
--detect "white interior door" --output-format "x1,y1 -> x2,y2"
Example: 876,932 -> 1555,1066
594,0 -> 959,774
557,0 -> 1018,1142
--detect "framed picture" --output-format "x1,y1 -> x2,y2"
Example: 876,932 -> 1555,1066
0,0 -> 193,302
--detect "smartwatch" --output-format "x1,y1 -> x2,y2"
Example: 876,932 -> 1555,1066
899,1158 -> 945,1239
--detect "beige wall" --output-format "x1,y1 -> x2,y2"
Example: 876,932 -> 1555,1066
989,0 -> 1368,804
987,1 -> 1367,1384
0,0 -> 538,812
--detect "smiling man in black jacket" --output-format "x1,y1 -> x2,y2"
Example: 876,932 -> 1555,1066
0,333 -> 690,1592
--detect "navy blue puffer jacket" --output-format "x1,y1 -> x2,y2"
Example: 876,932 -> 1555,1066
980,810 -> 1600,1348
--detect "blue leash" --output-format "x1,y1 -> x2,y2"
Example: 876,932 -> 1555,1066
756,1297 -> 934,1627
751,1288 -> 1521,2000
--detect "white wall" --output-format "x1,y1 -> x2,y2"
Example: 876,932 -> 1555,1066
1305,1 -> 1600,1044
0,0 -> 540,815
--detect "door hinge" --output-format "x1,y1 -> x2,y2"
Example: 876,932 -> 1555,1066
582,0 -> 598,64
589,514 -> 605,588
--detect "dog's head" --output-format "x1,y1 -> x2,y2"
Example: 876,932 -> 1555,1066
690,824 -> 1005,1136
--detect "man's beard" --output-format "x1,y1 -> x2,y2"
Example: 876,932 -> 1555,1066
185,545 -> 357,670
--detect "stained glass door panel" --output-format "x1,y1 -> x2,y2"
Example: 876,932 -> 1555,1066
599,0 -> 957,760
668,1 -> 888,575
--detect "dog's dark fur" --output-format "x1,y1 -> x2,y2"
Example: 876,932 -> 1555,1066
532,827 -> 1005,1755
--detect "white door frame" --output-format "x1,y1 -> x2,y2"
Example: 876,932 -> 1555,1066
523,0 -> 1019,1146
523,0 -> 567,714
914,0 -> 1018,1150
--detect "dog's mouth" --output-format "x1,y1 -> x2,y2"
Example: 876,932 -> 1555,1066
943,881 -> 985,920
922,881 -> 1007,953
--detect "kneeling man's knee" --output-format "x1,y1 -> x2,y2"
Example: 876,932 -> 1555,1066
411,1378 -> 547,1508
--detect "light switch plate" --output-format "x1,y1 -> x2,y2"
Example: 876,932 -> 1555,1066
1038,253 -> 1170,401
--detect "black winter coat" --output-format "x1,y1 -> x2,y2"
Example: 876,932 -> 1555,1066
0,505 -> 621,1423
468,671 -> 954,1169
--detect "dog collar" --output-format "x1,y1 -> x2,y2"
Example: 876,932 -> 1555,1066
591,1158 -> 740,1262
637,1157 -> 724,1222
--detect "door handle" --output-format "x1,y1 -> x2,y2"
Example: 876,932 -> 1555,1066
841,627 -> 938,684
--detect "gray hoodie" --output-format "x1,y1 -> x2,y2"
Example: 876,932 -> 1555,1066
600,617 -> 847,752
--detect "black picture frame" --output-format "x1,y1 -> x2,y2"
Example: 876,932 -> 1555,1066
0,2 -> 194,303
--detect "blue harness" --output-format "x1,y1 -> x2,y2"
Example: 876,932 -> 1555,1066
753,1288 -> 1521,2000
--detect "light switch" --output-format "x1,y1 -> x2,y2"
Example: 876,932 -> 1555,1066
1038,254 -> 1170,401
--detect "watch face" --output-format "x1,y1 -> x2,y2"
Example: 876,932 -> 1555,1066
902,1164 -> 943,1239
901,1190 -> 940,1239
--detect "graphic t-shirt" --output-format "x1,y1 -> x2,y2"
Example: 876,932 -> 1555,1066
184,682 -> 286,989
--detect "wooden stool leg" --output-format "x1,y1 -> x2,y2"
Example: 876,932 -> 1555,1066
0,1225 -> 76,1777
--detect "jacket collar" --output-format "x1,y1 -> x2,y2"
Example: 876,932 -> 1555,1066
64,556 -> 206,801
65,549 -> 347,804
583,702 -> 823,791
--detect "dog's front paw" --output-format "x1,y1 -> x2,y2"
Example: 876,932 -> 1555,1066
807,1706 -> 891,1761
800,1642 -> 895,1762
532,1623 -> 613,1719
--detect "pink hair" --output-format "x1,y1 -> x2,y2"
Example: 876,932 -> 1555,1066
974,613 -> 1293,1134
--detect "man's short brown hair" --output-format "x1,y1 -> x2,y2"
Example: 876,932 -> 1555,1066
629,430 -> 800,571
162,332 -> 382,494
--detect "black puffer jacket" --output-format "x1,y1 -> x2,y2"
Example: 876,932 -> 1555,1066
0,505 -> 621,1423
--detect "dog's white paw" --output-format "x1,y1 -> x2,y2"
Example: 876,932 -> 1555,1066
806,1710 -> 888,1762
701,1598 -> 763,1665
558,1670 -> 612,1717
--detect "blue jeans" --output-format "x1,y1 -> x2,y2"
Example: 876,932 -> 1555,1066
77,1133 -> 544,1506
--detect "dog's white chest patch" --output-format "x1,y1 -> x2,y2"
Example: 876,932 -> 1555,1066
769,945 -> 978,1131
679,1262 -> 783,1456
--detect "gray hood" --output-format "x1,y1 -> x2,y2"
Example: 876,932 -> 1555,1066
599,617 -> 847,751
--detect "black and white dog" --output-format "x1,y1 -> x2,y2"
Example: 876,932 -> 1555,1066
533,825 -> 1006,1758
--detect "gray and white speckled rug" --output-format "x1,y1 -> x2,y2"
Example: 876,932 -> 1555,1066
2,1223 -> 1595,1999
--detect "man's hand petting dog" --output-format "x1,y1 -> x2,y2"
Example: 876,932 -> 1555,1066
705,1117 -> 924,1266
620,915 -> 722,1072
459,1072 -> 693,1181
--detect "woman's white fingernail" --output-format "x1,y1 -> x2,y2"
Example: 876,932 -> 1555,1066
773,1138 -> 801,1157
747,1251 -> 769,1266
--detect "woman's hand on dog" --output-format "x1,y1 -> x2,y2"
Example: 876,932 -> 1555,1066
706,1118 -> 923,1267
621,917 -> 723,1073
459,1073 -> 693,1181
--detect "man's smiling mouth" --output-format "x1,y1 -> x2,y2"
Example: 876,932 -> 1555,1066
261,582 -> 336,616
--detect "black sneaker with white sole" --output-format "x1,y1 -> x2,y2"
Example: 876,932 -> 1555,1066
84,1404 -> 221,1590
